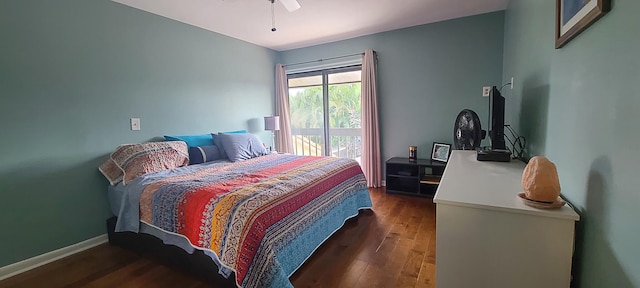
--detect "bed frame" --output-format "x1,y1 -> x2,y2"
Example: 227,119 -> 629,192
106,217 -> 237,287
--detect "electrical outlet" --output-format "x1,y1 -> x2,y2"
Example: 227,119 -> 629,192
510,77 -> 514,89
131,118 -> 140,131
482,86 -> 491,97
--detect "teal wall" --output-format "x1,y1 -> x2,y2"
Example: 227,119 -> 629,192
0,1 -> 277,267
503,1 -> 639,287
10,2 -> 632,285
280,12 -> 505,162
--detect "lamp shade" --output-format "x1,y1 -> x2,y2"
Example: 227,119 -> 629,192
264,116 -> 280,131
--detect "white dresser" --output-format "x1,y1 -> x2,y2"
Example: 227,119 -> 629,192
433,151 -> 579,288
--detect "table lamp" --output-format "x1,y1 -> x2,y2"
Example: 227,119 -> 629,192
264,116 -> 280,152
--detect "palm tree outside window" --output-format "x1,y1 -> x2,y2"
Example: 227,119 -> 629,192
287,66 -> 362,163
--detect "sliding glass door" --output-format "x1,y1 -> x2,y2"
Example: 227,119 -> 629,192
288,66 -> 362,162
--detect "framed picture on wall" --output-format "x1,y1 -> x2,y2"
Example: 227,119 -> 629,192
555,0 -> 611,48
431,142 -> 451,163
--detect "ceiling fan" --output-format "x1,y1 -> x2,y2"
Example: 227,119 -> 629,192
268,0 -> 300,31
270,0 -> 301,12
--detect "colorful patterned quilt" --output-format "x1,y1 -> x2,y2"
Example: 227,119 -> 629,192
114,154 -> 372,288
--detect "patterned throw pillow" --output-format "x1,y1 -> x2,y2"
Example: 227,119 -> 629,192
99,158 -> 124,185
108,141 -> 189,185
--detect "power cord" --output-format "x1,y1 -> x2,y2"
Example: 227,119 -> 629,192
495,83 -> 523,160
498,82 -> 511,93
504,125 -> 526,161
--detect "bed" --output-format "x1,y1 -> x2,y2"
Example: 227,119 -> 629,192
101,138 -> 372,288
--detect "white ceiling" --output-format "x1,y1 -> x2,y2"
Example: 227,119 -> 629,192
112,0 -> 509,51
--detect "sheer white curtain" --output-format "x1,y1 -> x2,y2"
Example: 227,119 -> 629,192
361,49 -> 381,188
275,64 -> 294,153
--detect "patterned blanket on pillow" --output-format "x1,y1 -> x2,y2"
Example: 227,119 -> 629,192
99,141 -> 189,185
132,154 -> 371,288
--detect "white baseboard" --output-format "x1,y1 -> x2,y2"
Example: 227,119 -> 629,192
0,234 -> 108,281
381,180 -> 386,186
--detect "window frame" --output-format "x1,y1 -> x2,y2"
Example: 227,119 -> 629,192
287,65 -> 362,156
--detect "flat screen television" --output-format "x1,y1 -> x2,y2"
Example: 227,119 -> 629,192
476,86 -> 510,161
489,86 -> 506,150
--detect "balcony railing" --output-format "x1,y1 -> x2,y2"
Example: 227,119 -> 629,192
291,128 -> 362,162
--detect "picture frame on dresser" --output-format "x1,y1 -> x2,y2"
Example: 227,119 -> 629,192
431,142 -> 451,163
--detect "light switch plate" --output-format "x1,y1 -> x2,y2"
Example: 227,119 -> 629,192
131,118 -> 140,131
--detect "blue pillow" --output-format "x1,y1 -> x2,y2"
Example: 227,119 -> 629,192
216,133 -> 268,162
212,130 -> 248,159
211,130 -> 247,142
188,145 -> 223,164
164,134 -> 214,147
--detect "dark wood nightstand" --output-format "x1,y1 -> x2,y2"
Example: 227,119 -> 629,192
385,157 -> 446,197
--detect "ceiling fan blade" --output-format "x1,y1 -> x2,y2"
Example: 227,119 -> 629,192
279,0 -> 301,12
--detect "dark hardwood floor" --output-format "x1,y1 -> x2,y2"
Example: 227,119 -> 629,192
0,188 -> 436,288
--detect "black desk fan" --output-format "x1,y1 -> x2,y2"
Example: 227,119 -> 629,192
453,109 -> 486,150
